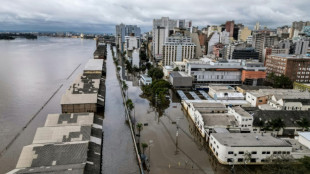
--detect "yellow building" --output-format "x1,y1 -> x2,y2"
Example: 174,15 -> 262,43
238,27 -> 252,42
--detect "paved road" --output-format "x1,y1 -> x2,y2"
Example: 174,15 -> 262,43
101,45 -> 139,174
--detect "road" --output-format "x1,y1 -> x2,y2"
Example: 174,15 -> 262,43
101,45 -> 139,174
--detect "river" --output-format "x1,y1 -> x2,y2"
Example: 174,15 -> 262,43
0,37 -> 96,173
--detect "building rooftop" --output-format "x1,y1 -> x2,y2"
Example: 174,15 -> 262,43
212,133 -> 292,147
273,54 -> 310,59
251,110 -> 310,127
84,59 -> 103,72
202,114 -> 238,127
9,164 -> 85,174
16,142 -> 89,168
170,71 -> 192,78
237,85 -> 272,91
192,102 -> 226,108
44,113 -> 94,127
247,89 -> 301,98
231,106 -> 252,117
61,75 -> 100,105
185,100 -> 250,106
298,132 -> 310,141
32,126 -> 91,144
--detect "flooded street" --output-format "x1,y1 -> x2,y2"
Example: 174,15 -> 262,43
0,37 -> 96,173
101,45 -> 139,174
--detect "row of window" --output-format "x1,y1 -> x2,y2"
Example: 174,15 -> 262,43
227,151 -> 290,155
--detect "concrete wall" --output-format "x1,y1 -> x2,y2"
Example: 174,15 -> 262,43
61,103 -> 97,113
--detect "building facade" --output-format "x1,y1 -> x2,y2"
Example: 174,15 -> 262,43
265,54 -> 310,83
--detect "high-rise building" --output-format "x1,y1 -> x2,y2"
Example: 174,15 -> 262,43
152,17 -> 189,61
254,22 -> 260,31
290,21 -> 310,38
115,24 -> 141,52
294,39 -> 309,55
238,27 -> 252,42
206,31 -> 220,54
225,21 -> 234,37
252,30 -> 279,62
162,35 -> 196,66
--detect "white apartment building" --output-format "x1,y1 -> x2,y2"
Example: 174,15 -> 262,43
124,36 -> 140,51
220,31 -> 230,45
209,133 -> 293,165
162,36 -> 196,66
207,31 -> 220,54
228,106 -> 253,132
152,17 -> 191,61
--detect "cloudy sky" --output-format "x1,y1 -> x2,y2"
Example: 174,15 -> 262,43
0,0 -> 308,33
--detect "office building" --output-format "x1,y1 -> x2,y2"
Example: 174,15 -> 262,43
209,133 -> 292,165
162,35 -> 196,66
231,48 -> 259,60
265,54 -> 310,82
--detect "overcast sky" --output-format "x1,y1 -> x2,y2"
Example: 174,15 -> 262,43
0,0 -> 309,33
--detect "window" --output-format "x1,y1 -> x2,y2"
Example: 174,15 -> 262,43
266,151 -> 270,154
262,151 -> 266,154
251,151 -> 257,154
227,158 -> 233,162
239,151 -> 244,154
251,159 -> 256,162
238,158 -> 243,162
228,151 -> 234,154
282,151 -> 286,154
287,151 -> 290,154
259,100 -> 263,102
273,151 -> 277,154
261,159 -> 266,162
277,151 -> 281,154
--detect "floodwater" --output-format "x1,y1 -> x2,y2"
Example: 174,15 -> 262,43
0,37 -> 96,173
101,45 -> 139,174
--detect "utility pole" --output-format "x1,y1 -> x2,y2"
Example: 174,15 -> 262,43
175,117 -> 181,154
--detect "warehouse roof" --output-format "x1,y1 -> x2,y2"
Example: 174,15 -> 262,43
212,133 -> 292,147
9,164 -> 85,174
32,126 -> 91,144
84,59 -> 103,71
61,75 -> 100,105
44,113 -> 94,127
16,142 -> 89,168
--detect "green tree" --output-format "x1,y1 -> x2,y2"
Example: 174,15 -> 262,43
136,123 -> 143,136
148,67 -> 164,80
261,155 -> 303,174
141,143 -> 148,154
270,118 -> 285,136
126,99 -> 134,112
146,62 -> 152,70
122,81 -> 128,99
297,118 -> 310,131
173,67 -> 179,71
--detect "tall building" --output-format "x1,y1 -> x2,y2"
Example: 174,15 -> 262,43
294,39 -> 309,55
252,30 -> 279,62
290,21 -> 310,38
220,30 -> 230,45
115,24 -> 141,52
254,22 -> 260,31
206,31 -> 220,54
225,20 -> 234,37
238,27 -> 252,42
265,54 -> 310,83
162,35 -> 196,66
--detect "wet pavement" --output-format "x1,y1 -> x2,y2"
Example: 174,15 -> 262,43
101,45 -> 139,174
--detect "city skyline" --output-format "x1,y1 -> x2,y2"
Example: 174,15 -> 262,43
0,0 -> 309,33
